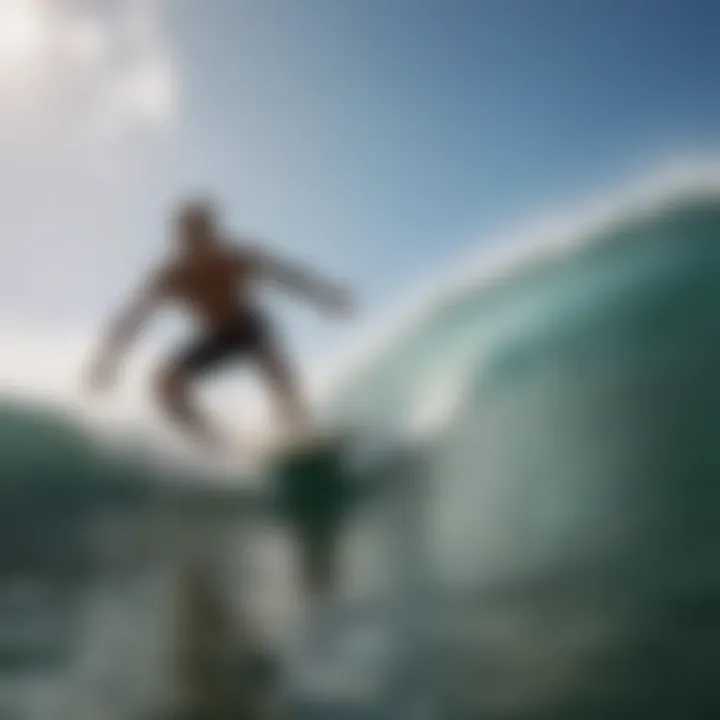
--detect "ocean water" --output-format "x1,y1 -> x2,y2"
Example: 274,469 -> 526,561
2,187 -> 720,718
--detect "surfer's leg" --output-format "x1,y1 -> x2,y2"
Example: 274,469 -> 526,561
241,309 -> 311,436
154,364 -> 222,448
255,342 -> 311,436
154,333 -> 231,448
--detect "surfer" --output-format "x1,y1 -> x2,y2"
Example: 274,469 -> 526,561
86,199 -> 353,449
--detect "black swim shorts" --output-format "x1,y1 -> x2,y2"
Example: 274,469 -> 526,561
174,309 -> 270,375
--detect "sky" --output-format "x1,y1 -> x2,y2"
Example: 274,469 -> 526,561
1,0 -> 720,426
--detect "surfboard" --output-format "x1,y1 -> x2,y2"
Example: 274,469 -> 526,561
265,430 -> 358,597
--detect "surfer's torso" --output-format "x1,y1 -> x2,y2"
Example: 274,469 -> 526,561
162,241 -> 261,332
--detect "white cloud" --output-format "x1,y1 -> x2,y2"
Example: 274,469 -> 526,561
92,50 -> 177,138
0,0 -> 178,141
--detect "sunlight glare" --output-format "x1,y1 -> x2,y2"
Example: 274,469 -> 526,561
0,0 -> 48,76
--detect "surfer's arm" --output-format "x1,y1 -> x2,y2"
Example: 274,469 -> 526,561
88,271 -> 169,388
248,246 -> 353,316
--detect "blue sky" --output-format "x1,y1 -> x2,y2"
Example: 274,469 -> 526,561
170,0 -> 720,356
1,0 -> 720,381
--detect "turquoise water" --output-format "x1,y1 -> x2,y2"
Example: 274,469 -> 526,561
2,190 -> 720,717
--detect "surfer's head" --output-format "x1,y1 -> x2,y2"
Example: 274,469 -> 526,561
175,198 -> 218,252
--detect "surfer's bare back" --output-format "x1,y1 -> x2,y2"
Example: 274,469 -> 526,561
87,199 -> 353,447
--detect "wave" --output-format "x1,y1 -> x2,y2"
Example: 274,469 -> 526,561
326,172 -> 720,435
0,399 -> 155,574
305,170 -> 720,717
